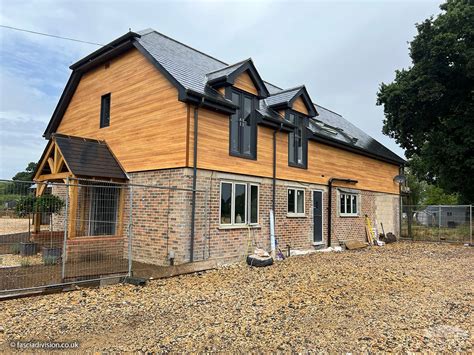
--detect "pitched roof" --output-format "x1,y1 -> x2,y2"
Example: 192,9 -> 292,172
265,85 -> 318,117
205,58 -> 270,98
45,28 -> 405,165
55,135 -> 127,180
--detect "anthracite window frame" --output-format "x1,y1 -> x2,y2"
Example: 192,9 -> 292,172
226,87 -> 258,160
100,93 -> 111,128
286,110 -> 308,169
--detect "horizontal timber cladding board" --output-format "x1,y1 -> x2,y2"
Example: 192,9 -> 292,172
292,96 -> 309,115
234,71 -> 258,96
192,107 -> 400,194
56,48 -> 188,173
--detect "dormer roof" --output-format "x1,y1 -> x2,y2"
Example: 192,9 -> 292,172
265,85 -> 318,117
206,58 -> 270,98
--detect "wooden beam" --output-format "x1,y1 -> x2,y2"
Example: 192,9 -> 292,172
67,182 -> 79,238
47,158 -> 55,173
36,172 -> 73,181
117,187 -> 126,236
34,141 -> 55,180
33,183 -> 47,233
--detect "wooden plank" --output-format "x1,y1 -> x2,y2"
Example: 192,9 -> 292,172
234,71 -> 258,95
292,96 -> 309,115
194,107 -> 400,194
56,48 -> 188,173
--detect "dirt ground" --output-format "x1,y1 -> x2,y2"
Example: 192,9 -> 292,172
0,242 -> 472,353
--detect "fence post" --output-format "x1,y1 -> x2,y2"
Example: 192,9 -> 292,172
470,205 -> 472,245
127,185 -> 133,277
438,205 -> 442,242
61,177 -> 70,281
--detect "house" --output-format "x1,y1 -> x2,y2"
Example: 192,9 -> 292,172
33,29 -> 405,266
414,206 -> 468,228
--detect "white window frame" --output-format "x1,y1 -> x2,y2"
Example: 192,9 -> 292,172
248,183 -> 259,225
287,187 -> 305,217
219,181 -> 259,227
339,192 -> 359,217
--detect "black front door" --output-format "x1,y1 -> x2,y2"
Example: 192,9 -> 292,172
313,191 -> 323,243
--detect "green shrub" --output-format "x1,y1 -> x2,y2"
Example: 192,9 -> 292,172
15,194 -> 65,216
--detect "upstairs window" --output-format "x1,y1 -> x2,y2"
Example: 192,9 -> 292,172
287,111 -> 307,168
100,93 -> 111,128
229,89 -> 257,159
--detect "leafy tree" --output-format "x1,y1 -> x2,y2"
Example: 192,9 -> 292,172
423,184 -> 460,205
377,0 -> 474,203
12,162 -> 37,182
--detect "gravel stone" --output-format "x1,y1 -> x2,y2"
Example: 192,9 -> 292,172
0,242 -> 472,352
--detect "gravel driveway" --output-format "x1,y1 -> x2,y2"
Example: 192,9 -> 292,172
0,242 -> 472,352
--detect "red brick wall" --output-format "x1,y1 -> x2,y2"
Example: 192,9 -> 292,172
121,168 -> 399,265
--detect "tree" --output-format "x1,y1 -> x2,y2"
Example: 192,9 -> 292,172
12,162 -> 37,182
377,0 -> 474,203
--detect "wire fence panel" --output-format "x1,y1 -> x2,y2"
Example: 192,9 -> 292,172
401,205 -> 473,243
0,180 -> 64,294
0,177 -> 210,296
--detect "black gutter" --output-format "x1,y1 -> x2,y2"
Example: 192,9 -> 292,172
190,98 -> 205,262
327,177 -> 358,247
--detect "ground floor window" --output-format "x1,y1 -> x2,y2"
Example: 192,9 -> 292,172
89,185 -> 120,235
220,181 -> 259,226
287,188 -> 305,216
339,192 -> 359,216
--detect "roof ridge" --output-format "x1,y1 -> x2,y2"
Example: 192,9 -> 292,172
205,58 -> 252,75
144,29 -> 228,66
313,103 -> 343,117
269,85 -> 305,95
264,81 -> 282,90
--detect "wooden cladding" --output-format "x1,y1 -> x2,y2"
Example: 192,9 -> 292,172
56,48 -> 188,172
292,96 -> 309,115
54,48 -> 399,194
233,71 -> 258,96
191,107 -> 400,194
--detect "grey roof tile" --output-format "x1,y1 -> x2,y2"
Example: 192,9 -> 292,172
55,135 -> 127,180
135,29 -> 404,164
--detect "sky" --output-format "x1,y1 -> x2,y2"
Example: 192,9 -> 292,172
0,0 -> 442,179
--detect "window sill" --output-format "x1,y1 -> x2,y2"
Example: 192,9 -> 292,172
312,241 -> 325,246
288,162 -> 307,169
339,214 -> 360,218
287,213 -> 306,218
218,224 -> 261,230
229,151 -> 257,161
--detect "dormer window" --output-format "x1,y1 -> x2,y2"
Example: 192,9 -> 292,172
287,111 -> 308,168
228,88 -> 257,159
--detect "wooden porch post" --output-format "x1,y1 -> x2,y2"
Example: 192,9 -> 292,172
67,180 -> 78,238
33,183 -> 46,233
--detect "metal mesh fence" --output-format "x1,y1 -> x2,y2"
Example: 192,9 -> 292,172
401,205 -> 473,243
0,178 -> 209,296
